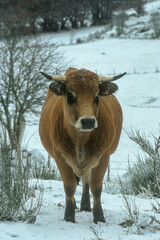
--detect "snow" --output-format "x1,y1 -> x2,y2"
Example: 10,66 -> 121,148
1,180 -> 160,240
1,1 -> 160,239
109,0 -> 160,39
38,25 -> 106,46
125,15 -> 151,26
145,0 -> 160,13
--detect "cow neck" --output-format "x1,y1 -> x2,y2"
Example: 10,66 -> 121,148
73,130 -> 91,169
64,119 -> 91,168
64,119 -> 91,144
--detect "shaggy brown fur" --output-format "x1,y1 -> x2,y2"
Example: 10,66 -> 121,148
39,68 -> 123,223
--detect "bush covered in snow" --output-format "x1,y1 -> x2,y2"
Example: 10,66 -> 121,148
123,129 -> 160,197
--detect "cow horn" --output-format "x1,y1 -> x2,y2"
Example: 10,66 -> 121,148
40,72 -> 66,81
98,72 -> 127,82
52,76 -> 66,81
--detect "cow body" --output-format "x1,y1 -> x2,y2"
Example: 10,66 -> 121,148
39,68 -> 123,223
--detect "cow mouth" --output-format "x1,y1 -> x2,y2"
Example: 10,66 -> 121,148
77,128 -> 95,132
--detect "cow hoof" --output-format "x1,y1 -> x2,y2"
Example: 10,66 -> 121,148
64,216 -> 75,223
64,200 -> 75,223
93,216 -> 106,224
80,206 -> 91,212
93,206 -> 105,224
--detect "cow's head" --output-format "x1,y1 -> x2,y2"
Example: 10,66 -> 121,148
41,68 -> 126,132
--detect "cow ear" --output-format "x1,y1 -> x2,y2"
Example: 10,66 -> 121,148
99,82 -> 118,96
49,82 -> 66,96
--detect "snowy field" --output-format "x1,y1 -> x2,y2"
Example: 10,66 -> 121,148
7,29 -> 159,240
25,35 -> 160,178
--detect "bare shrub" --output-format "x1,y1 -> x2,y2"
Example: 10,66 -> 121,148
150,12 -> 160,38
114,12 -> 128,36
118,177 -> 159,234
0,16 -> 65,160
21,149 -> 61,180
124,129 -> 160,197
0,131 -> 43,222
32,159 -> 61,180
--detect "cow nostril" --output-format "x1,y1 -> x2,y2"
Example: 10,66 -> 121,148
81,118 -> 96,130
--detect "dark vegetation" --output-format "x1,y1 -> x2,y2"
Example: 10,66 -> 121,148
0,0 -> 145,35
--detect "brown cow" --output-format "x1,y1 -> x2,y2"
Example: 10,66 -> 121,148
39,68 -> 126,223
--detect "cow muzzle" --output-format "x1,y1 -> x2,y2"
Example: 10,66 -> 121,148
75,117 -> 98,132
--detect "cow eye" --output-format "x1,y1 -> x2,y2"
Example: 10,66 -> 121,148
67,91 -> 76,105
94,95 -> 99,105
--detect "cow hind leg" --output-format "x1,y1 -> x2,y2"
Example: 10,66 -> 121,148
80,176 -> 91,212
74,175 -> 80,209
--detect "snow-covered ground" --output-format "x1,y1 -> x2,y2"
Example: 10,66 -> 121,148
1,180 -> 160,240
1,1 -> 160,239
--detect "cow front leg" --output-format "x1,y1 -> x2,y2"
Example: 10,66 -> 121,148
90,154 -> 110,223
64,184 -> 76,223
54,152 -> 77,223
80,176 -> 91,212
92,186 -> 105,224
